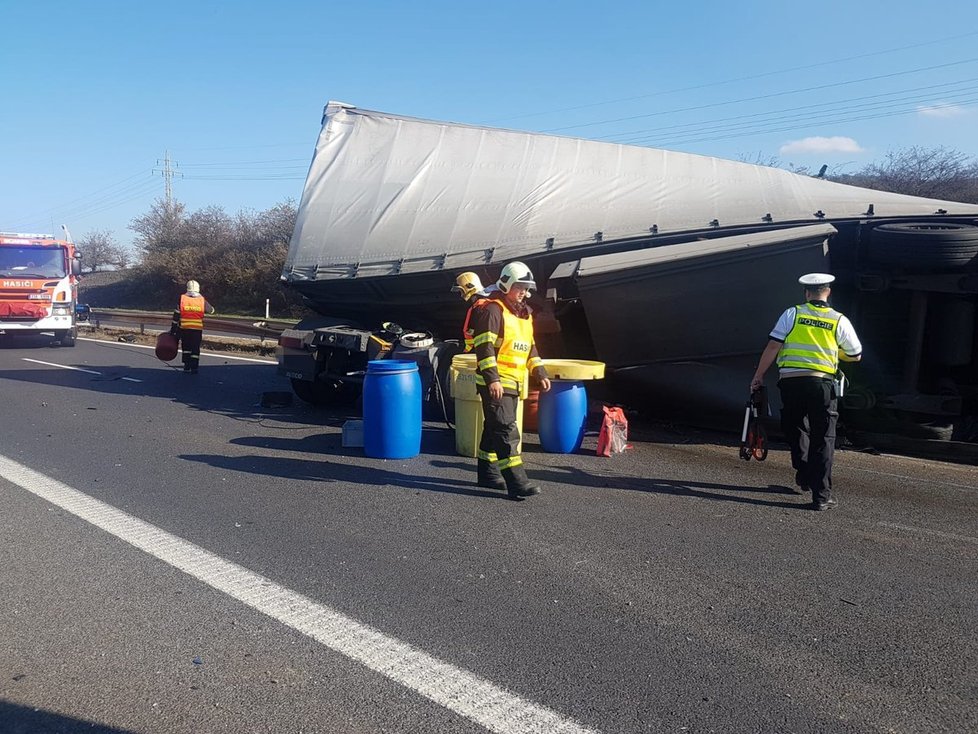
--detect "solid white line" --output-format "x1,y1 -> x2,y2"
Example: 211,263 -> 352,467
0,453 -> 597,734
22,358 -> 101,375
78,337 -> 277,364
121,377 -> 142,383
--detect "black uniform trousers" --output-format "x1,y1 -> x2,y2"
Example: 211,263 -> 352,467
778,376 -> 838,505
180,328 -> 203,372
476,386 -> 521,467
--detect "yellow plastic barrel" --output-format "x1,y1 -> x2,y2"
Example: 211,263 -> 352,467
540,359 -> 605,380
450,354 -> 523,457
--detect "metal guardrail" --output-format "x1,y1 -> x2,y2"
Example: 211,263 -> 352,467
87,309 -> 296,339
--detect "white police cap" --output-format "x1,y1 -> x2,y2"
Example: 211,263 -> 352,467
798,273 -> 835,287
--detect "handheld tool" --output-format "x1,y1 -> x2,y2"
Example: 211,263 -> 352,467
740,386 -> 768,461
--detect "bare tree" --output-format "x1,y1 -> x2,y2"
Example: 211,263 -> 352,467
124,199 -> 301,314
114,246 -> 134,269
738,151 -> 783,168
832,147 -> 978,203
130,198 -> 186,254
77,229 -> 120,272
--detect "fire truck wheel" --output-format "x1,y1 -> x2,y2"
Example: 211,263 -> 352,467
57,329 -> 77,347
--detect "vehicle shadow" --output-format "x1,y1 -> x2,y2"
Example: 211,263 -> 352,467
0,353 -> 332,427
229,423 -> 460,456
0,700 -> 139,734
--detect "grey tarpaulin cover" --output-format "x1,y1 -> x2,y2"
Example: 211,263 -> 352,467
284,102 -> 978,283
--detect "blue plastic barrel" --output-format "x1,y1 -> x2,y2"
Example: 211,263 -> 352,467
538,381 -> 588,453
363,360 -> 422,459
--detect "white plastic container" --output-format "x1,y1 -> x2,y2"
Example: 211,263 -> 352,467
342,419 -> 364,448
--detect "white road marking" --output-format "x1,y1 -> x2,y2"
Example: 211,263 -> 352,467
878,521 -> 978,545
22,358 -> 101,375
0,453 -> 597,734
21,358 -> 143,383
78,337 -> 277,364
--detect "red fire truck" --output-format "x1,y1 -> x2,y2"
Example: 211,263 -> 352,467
0,231 -> 83,347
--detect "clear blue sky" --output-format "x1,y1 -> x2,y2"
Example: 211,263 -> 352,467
2,0 -> 976,251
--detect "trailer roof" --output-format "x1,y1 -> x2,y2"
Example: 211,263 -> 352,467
284,103 -> 978,282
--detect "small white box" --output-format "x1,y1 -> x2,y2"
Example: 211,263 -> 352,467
342,419 -> 364,448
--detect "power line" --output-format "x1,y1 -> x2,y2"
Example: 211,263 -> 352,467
596,78 -> 978,142
13,180 -> 162,234
541,57 -> 978,133
182,174 -> 306,181
645,94 -> 978,148
639,94 -> 978,148
13,171 -> 154,223
11,171 -> 161,233
177,158 -> 308,168
483,30 -> 978,125
607,82 -> 978,146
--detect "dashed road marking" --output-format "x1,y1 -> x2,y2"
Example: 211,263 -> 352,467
22,358 -> 102,375
0,453 -> 598,734
21,357 -> 142,382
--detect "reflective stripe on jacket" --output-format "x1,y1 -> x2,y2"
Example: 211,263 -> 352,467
777,303 -> 842,375
462,297 -> 490,352
473,299 -> 535,393
179,294 -> 206,330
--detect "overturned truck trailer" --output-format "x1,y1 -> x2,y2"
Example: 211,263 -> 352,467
281,101 -> 978,439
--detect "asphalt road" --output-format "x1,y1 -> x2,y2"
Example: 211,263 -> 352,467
1,335 -> 976,733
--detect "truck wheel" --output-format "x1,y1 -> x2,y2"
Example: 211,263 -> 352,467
291,377 -> 360,406
867,222 -> 978,270
57,329 -> 77,347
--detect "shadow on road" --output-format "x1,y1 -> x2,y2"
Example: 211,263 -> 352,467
179,451 -> 512,501
431,457 -> 805,510
0,347 -> 329,427
0,700 -> 139,734
229,422 -> 459,456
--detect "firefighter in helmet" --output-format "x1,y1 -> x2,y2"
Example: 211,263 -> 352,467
452,271 -> 494,352
470,261 -> 551,500
169,279 -> 216,374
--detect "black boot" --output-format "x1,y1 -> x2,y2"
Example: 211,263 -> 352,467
477,459 -> 506,490
502,464 -> 540,501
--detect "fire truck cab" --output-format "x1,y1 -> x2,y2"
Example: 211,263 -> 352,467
0,231 -> 83,347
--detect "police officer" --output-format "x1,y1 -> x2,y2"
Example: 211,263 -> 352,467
470,262 -> 551,500
750,273 -> 862,511
170,279 -> 216,374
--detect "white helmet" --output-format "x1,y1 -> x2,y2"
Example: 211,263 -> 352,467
496,261 -> 536,294
186,280 -> 200,293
